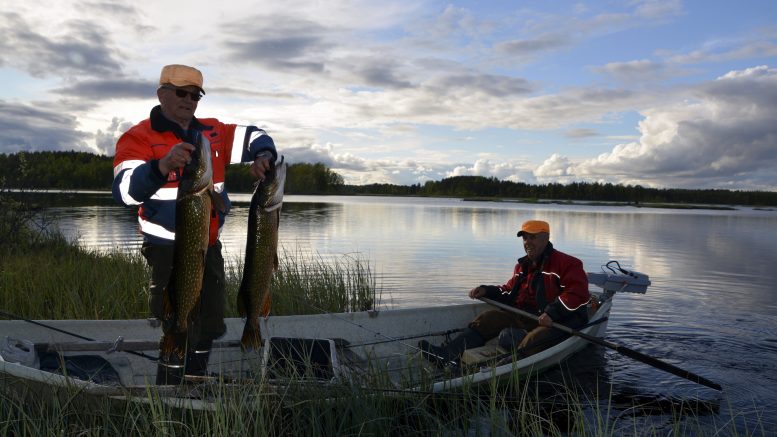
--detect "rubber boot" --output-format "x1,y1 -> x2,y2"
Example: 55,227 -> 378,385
418,328 -> 485,368
185,339 -> 213,378
185,349 -> 211,377
155,358 -> 185,385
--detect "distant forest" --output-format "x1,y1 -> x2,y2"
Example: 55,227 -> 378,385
2,151 -> 776,206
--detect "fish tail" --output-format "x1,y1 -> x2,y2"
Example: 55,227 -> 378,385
240,317 -> 262,352
159,333 -> 186,363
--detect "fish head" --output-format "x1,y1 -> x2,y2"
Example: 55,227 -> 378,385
180,135 -> 214,194
258,158 -> 287,210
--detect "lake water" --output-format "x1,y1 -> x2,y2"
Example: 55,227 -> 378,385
42,193 -> 777,433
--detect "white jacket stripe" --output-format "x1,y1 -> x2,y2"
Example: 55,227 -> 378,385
139,217 -> 176,240
231,126 -> 248,164
150,187 -> 178,201
541,271 -> 587,311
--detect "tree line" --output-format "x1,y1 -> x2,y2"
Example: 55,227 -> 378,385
1,151 -> 776,206
340,177 -> 777,206
0,151 -> 344,195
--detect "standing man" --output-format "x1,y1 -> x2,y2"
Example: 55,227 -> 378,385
112,64 -> 277,383
419,220 -> 590,367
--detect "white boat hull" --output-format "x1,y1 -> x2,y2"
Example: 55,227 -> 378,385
1,298 -> 613,409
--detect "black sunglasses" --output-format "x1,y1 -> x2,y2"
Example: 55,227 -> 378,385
161,85 -> 202,102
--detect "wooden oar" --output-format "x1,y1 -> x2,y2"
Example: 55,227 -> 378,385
478,297 -> 722,391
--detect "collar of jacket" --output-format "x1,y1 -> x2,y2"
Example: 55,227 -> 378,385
149,105 -> 210,136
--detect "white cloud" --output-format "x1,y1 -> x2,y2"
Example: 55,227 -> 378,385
448,159 -> 537,184
535,154 -> 573,180
553,66 -> 777,189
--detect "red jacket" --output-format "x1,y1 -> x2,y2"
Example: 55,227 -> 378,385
112,106 -> 276,244
487,243 -> 590,321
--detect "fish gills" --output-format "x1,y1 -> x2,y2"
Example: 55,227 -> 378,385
237,161 -> 287,351
160,138 -> 213,362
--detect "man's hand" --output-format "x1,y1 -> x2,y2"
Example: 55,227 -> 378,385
468,286 -> 486,299
251,152 -> 273,180
158,142 -> 195,175
537,312 -> 553,327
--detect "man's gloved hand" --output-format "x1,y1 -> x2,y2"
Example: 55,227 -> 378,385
251,151 -> 274,180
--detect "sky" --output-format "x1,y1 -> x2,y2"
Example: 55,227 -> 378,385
1,1 -> 776,190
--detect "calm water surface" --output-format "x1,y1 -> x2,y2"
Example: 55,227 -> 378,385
47,193 -> 777,433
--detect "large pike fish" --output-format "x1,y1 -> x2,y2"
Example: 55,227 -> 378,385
160,136 -> 214,362
237,158 -> 286,351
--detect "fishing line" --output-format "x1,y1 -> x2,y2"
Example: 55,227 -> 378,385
282,294 -> 456,359
0,309 -> 158,361
346,329 -> 465,348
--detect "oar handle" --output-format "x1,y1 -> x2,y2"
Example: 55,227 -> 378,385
477,297 -> 722,391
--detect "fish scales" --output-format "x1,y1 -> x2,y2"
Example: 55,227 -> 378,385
237,161 -> 287,351
160,137 -> 214,361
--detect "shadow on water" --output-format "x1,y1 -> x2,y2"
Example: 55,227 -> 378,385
499,344 -> 722,434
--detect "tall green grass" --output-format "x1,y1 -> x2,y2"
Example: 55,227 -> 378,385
0,191 -> 375,320
2,369 -> 757,436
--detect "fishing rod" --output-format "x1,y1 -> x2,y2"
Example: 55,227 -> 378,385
0,309 -> 158,362
478,297 -> 723,391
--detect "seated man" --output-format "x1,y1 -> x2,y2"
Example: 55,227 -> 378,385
419,220 -> 590,367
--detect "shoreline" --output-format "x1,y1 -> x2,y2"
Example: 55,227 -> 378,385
8,189 -> 774,211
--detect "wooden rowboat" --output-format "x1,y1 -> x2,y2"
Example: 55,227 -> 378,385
0,264 -> 650,410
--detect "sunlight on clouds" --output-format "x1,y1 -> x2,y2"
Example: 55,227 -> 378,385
554,66 -> 777,189
535,154 -> 572,179
448,159 -> 536,183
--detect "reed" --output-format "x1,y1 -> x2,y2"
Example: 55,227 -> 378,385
3,370 -> 759,437
0,192 -> 376,320
225,248 -> 377,316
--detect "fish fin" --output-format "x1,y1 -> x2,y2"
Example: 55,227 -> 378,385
209,187 -> 227,213
180,299 -> 201,334
240,318 -> 262,352
260,292 -> 272,318
262,202 -> 283,213
273,252 -> 279,272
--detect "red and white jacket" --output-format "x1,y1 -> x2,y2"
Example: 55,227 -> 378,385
112,106 -> 277,245
483,243 -> 590,321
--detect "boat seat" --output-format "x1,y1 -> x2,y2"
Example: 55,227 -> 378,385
460,337 -> 507,366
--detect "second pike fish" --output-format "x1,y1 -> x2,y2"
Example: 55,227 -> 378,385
237,158 -> 287,351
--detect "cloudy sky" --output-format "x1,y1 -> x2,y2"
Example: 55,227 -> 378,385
1,1 -> 776,190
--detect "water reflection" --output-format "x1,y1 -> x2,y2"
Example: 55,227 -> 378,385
45,194 -> 777,313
